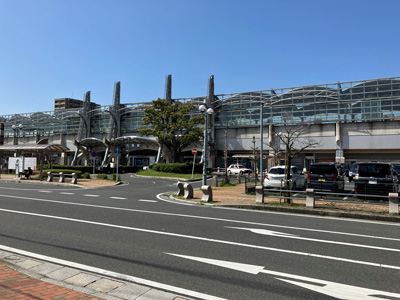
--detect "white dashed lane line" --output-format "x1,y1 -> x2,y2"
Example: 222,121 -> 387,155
139,199 -> 158,203
38,191 -> 52,193
83,194 -> 100,197
110,197 -> 127,200
60,192 -> 75,195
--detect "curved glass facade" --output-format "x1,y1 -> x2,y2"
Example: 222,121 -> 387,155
1,76 -> 400,138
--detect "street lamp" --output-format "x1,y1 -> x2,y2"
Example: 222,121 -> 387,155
12,124 -> 23,145
199,100 -> 214,186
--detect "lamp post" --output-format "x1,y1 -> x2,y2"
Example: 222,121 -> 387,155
199,100 -> 214,186
12,124 -> 23,145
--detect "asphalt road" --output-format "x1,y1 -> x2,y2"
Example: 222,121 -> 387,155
0,174 -> 399,299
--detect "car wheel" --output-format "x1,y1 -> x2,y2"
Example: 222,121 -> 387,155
228,170 -> 232,175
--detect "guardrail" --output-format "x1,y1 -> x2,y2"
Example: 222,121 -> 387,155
257,186 -> 399,214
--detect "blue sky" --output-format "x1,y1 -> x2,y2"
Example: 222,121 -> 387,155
1,0 -> 399,115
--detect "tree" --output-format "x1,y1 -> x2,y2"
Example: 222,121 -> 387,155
273,123 -> 320,203
139,98 -> 204,163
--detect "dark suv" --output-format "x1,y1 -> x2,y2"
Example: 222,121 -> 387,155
354,162 -> 398,196
307,163 -> 345,192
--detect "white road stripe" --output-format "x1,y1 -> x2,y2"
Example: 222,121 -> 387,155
0,207 -> 398,270
38,190 -> 52,193
60,192 -> 75,195
83,194 -> 99,197
0,193 -> 399,243
139,199 -> 158,203
110,197 -> 127,200
228,227 -> 400,253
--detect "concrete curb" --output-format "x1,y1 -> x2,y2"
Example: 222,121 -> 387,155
167,194 -> 400,223
134,174 -> 210,182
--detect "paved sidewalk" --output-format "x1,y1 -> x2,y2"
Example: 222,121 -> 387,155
0,247 -> 193,300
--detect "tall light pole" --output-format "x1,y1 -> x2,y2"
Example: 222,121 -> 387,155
199,100 -> 214,186
12,124 -> 23,145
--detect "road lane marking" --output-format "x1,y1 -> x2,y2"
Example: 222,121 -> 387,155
227,227 -> 400,253
167,253 -> 400,299
60,192 -> 75,195
0,207 -> 399,270
139,199 -> 158,203
38,190 -> 52,193
110,197 -> 127,200
83,194 -> 100,197
0,193 -> 399,243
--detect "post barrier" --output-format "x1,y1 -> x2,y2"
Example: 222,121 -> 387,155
255,186 -> 264,203
389,193 -> 399,214
306,188 -> 315,208
177,182 -> 184,196
201,185 -> 213,202
212,175 -> 218,187
183,183 -> 193,199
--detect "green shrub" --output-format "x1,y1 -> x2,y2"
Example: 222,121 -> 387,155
111,174 -> 121,181
82,172 -> 91,179
96,174 -> 108,180
149,162 -> 203,174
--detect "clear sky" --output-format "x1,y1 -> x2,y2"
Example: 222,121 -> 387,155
1,0 -> 399,115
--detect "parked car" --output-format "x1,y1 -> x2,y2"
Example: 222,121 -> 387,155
227,164 -> 252,175
354,162 -> 399,196
264,165 -> 307,190
348,163 -> 358,182
307,163 -> 345,192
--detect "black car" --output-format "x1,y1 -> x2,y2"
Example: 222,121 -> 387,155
307,163 -> 345,192
354,162 -> 398,196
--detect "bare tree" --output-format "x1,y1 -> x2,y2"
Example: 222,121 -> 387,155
273,123 -> 320,203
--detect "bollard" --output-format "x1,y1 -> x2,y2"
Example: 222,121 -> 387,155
71,173 -> 77,184
177,182 -> 184,196
183,183 -> 193,199
212,175 -> 218,187
238,175 -> 241,184
201,185 -> 213,202
255,186 -> 264,203
388,193 -> 399,214
306,188 -> 315,208
59,172 -> 65,183
47,172 -> 53,182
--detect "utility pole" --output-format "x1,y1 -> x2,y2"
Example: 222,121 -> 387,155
251,136 -> 259,183
224,128 -> 229,184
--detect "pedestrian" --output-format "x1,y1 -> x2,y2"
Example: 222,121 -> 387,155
25,167 -> 33,180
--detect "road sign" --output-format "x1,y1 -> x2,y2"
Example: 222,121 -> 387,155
192,148 -> 197,155
114,147 -> 120,156
91,151 -> 96,157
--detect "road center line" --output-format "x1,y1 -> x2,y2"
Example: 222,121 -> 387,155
0,193 -> 399,242
60,192 -> 75,195
83,194 -> 99,197
0,207 -> 398,270
139,199 -> 158,203
110,197 -> 127,200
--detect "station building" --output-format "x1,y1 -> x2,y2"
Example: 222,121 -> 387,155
1,76 -> 400,172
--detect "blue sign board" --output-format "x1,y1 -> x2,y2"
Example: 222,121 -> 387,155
114,147 -> 120,155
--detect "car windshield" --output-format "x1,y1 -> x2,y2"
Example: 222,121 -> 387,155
269,168 -> 285,175
310,165 -> 335,175
237,165 -> 246,168
358,164 -> 390,177
394,165 -> 400,174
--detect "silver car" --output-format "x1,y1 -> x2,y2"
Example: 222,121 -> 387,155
264,165 -> 307,190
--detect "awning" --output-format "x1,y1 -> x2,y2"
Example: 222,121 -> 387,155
0,144 -> 69,152
112,136 -> 159,148
79,137 -> 106,149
